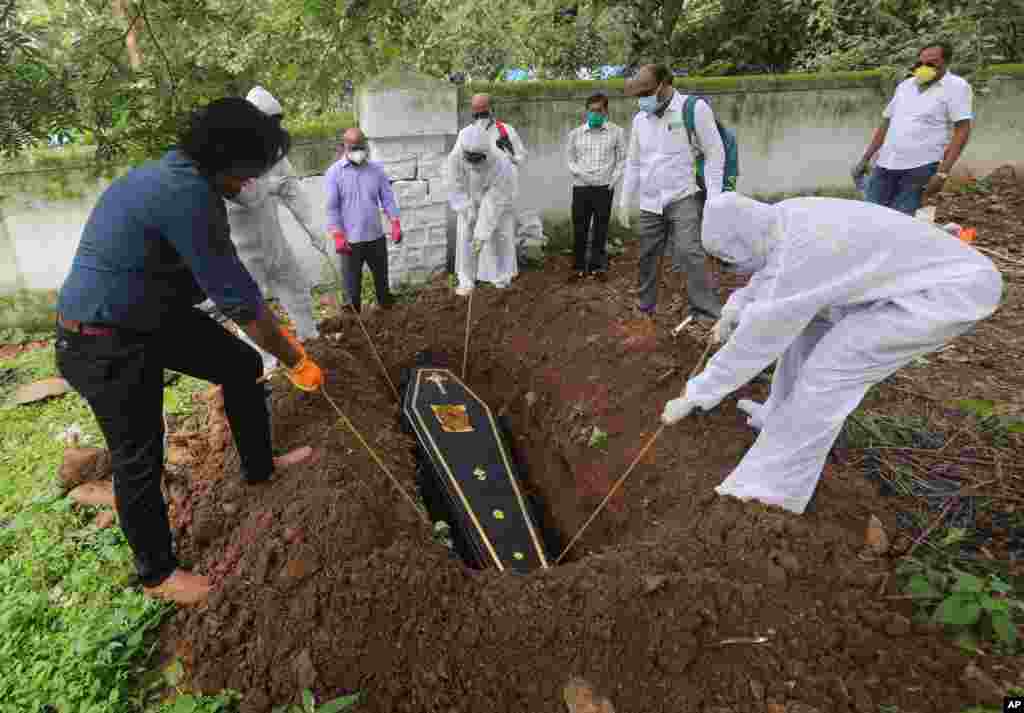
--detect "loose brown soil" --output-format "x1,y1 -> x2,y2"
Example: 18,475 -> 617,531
161,172 -> 1024,712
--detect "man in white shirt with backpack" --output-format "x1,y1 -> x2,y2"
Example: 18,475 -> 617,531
619,64 -> 727,327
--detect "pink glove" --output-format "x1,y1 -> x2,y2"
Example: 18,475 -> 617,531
390,218 -> 402,245
331,229 -> 351,255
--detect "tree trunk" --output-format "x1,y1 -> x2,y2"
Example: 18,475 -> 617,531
111,0 -> 143,69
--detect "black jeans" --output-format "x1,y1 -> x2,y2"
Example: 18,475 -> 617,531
340,237 -> 393,312
571,185 -> 614,272
55,308 -> 273,587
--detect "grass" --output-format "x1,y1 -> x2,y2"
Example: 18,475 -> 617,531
0,344 -> 208,712
0,289 -> 58,343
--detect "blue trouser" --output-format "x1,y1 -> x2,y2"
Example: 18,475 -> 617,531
864,162 -> 939,215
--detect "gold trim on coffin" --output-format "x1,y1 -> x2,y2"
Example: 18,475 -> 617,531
411,369 -> 550,571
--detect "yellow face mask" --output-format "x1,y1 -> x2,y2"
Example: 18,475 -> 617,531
913,65 -> 938,85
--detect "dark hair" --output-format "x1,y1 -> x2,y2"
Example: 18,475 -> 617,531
179,97 -> 290,178
651,64 -> 673,85
919,40 -> 953,62
586,92 -> 609,110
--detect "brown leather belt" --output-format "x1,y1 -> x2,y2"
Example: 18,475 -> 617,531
57,314 -> 117,337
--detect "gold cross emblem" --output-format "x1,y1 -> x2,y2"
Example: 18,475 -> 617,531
425,372 -> 448,396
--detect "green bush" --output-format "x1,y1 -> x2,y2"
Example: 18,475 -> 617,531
286,114 -> 356,143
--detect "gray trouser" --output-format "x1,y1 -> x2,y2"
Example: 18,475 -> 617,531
636,196 -> 721,319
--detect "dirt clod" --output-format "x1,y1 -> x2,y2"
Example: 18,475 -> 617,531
563,676 -> 615,713
864,515 -> 889,555
642,574 -> 668,594
59,447 -> 112,492
293,648 -> 318,692
884,613 -> 911,637
961,663 -> 1003,704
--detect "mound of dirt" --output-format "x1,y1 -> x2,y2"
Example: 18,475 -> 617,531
162,175 -> 1024,712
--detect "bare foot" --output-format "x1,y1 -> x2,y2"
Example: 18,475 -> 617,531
68,480 -> 116,508
273,446 -> 314,469
143,568 -> 212,606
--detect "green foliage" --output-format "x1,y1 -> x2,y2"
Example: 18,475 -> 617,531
287,113 -> 356,143
898,558 -> 1023,652
588,425 -> 609,450
956,398 -> 1024,445
272,689 -> 363,713
0,289 -> 56,335
0,344 -> 208,711
842,411 -> 934,449
0,490 -> 170,711
0,0 -> 76,157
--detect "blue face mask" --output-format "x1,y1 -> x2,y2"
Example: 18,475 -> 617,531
637,94 -> 660,113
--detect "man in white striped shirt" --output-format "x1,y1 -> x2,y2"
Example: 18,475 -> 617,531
565,92 -> 626,282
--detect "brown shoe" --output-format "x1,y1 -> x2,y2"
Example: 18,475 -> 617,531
143,569 -> 212,606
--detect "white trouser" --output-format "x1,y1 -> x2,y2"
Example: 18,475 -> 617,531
716,278 -> 1000,513
455,211 -> 518,289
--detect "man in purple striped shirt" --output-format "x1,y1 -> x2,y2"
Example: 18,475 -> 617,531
325,128 -> 403,312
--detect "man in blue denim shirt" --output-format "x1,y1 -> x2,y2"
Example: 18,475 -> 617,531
55,98 -> 324,605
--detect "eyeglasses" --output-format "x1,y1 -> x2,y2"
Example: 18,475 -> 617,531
464,151 -> 487,164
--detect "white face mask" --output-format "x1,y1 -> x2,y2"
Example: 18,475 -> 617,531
349,149 -> 368,164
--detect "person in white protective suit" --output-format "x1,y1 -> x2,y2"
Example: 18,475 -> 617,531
660,193 -> 1003,514
224,86 -> 321,372
452,93 -> 546,256
446,123 -> 520,296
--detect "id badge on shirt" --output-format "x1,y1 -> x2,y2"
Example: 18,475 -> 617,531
667,109 -> 685,133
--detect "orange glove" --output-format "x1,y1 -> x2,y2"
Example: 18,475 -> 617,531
390,218 -> 402,245
280,327 -> 323,392
331,229 -> 352,255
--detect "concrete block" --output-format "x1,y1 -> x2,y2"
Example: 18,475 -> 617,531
418,152 -> 449,180
424,224 -> 449,247
427,178 -> 448,201
357,70 -> 458,139
368,137 -> 415,163
424,243 -> 447,266
402,204 -> 447,230
392,180 -> 429,207
379,157 -> 417,181
401,227 -> 428,246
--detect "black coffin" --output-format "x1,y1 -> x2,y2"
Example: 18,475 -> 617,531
401,367 -> 550,573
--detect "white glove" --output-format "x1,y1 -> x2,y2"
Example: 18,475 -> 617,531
711,305 -> 742,344
737,399 -> 765,430
661,397 -> 696,425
